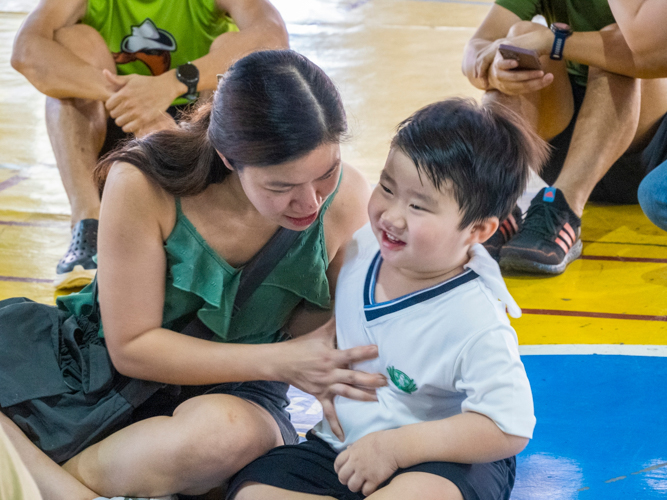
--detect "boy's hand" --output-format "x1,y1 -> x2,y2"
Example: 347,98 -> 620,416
334,430 -> 400,496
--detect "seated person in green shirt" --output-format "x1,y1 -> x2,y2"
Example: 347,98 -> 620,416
11,0 -> 289,289
462,0 -> 667,275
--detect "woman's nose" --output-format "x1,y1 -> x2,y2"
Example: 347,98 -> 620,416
293,184 -> 322,213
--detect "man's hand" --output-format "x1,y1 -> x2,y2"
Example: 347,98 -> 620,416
104,70 -> 184,135
472,39 -> 504,89
334,430 -> 400,496
488,50 -> 554,95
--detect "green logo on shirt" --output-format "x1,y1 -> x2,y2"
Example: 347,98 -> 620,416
387,366 -> 417,394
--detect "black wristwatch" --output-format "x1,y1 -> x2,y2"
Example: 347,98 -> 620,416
176,62 -> 200,101
550,22 -> 572,61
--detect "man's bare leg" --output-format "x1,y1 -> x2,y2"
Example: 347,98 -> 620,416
0,412 -> 99,500
46,24 -> 115,288
553,67 -> 644,216
47,24 -> 115,226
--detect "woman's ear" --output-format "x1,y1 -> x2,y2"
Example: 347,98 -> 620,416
469,217 -> 500,245
217,152 -> 235,171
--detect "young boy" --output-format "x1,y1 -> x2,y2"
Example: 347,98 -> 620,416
227,98 -> 549,500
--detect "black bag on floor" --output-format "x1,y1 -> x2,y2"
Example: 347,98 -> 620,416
0,290 -> 164,464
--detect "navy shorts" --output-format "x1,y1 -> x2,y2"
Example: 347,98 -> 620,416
227,431 -> 516,500
543,74 -> 667,205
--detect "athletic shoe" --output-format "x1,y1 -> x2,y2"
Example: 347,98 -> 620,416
483,205 -> 523,261
54,218 -> 98,289
499,187 -> 582,274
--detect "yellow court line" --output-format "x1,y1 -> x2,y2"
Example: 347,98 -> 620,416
513,314 -> 667,346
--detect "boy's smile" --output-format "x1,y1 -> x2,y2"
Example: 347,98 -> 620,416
368,148 -> 490,292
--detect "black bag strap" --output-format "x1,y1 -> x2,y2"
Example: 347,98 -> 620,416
180,226 -> 299,341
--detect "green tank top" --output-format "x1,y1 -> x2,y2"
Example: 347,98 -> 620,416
57,179 -> 340,345
81,0 -> 238,104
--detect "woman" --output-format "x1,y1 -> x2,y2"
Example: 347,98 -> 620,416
0,50 -> 384,499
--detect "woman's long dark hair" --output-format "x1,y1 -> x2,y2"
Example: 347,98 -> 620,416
96,50 -> 347,196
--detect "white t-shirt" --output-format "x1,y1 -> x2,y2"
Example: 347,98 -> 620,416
313,223 -> 536,452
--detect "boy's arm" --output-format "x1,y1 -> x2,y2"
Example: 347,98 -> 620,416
334,414 -> 527,496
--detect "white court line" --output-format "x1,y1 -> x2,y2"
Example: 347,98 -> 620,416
520,344 -> 667,357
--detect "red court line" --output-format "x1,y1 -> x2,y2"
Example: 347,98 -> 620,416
581,255 -> 667,264
0,275 -> 53,284
523,308 -> 667,322
0,175 -> 28,193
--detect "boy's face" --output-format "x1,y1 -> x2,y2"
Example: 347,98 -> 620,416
368,148 -> 482,279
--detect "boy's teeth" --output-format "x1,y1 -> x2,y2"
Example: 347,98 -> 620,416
386,232 -> 399,242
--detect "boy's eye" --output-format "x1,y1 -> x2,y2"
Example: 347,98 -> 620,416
380,183 -> 392,194
410,204 -> 424,211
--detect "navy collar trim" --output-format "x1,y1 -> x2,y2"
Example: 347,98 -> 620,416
363,251 -> 479,321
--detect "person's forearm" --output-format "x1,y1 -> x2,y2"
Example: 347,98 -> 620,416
462,38 -> 496,90
190,17 -> 288,92
388,412 -> 529,466
107,326 -> 281,385
563,25 -> 665,79
608,0 -> 667,72
11,32 -> 113,101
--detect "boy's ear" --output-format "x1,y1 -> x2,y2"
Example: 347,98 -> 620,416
469,217 -> 500,245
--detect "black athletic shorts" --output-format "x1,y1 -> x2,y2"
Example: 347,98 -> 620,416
99,104 -> 191,158
543,74 -> 667,205
227,431 -> 516,500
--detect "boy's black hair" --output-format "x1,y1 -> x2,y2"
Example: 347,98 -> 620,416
392,98 -> 550,229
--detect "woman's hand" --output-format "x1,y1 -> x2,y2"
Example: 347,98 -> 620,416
276,317 -> 387,440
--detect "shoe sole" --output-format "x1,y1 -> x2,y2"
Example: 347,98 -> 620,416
500,239 -> 583,275
54,265 -> 96,289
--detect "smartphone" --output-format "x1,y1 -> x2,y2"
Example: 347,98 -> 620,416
498,44 -> 542,71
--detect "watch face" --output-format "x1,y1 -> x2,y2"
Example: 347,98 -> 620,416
178,63 -> 199,81
552,22 -> 570,33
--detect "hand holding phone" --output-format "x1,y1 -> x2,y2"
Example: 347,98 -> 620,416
498,44 -> 542,71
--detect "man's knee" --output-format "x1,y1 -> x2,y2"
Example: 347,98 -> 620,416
507,21 -> 544,38
54,24 -> 115,72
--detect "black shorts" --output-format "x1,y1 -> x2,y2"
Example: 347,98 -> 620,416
543,74 -> 667,204
131,380 -> 299,447
227,431 -> 516,500
98,104 -> 191,158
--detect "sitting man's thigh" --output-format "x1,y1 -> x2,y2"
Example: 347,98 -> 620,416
369,472 -> 464,500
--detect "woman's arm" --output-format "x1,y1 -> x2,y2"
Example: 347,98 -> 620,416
98,162 -> 280,384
